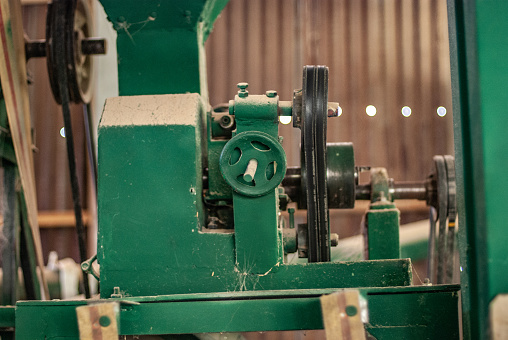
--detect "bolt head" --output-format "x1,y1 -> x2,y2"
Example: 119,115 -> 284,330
238,91 -> 248,98
266,90 -> 277,98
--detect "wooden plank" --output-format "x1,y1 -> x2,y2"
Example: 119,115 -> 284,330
20,0 -> 48,5
321,290 -> 366,340
383,0 -> 402,180
400,0 -> 416,181
76,302 -> 119,340
418,0 -> 433,178
0,0 -> 49,299
0,210 -> 90,228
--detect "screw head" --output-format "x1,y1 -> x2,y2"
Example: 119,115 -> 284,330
266,90 -> 277,98
99,316 -> 111,327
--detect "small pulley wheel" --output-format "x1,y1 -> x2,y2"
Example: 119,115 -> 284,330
46,0 -> 94,104
327,143 -> 356,209
220,131 -> 287,197
301,65 -> 330,262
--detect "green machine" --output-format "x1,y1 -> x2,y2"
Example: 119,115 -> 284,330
8,0 -> 508,338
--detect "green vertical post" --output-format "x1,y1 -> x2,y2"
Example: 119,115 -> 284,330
447,0 -> 508,338
364,202 -> 401,260
364,168 -> 400,260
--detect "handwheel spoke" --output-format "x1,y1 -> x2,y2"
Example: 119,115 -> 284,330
228,160 -> 247,178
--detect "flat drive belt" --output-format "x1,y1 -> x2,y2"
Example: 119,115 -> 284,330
302,65 -> 330,262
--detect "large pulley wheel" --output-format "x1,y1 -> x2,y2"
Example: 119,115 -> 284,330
301,66 -> 330,262
46,0 -> 94,104
220,131 -> 287,197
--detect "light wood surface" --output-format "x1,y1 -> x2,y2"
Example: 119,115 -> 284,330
0,0 -> 49,298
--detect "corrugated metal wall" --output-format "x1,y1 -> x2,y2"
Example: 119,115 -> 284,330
206,0 -> 453,180
206,0 -> 453,249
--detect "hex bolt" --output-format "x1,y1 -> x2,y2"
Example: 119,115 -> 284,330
266,90 -> 277,98
237,83 -> 249,98
243,159 -> 258,183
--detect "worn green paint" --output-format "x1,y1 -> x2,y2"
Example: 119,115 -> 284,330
99,0 -> 229,96
365,202 -> 401,260
97,94 -> 207,298
97,93 -> 413,297
15,285 -> 459,339
206,140 -> 232,200
0,306 -> 15,328
447,0 -> 508,338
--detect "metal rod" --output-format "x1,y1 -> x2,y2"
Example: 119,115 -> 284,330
391,181 -> 427,200
243,159 -> 258,183
25,38 -> 106,61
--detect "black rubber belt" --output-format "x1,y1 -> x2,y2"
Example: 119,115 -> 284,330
302,66 -> 330,262
49,0 -> 91,298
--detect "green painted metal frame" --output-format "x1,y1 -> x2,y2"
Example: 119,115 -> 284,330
227,91 -> 283,274
99,0 -> 229,98
447,0 -> 508,338
14,285 -> 459,339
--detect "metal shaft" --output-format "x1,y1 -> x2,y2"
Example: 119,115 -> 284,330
25,38 -> 107,61
356,181 -> 427,200
282,167 -> 428,202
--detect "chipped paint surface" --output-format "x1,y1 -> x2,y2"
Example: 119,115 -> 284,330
100,94 -> 201,127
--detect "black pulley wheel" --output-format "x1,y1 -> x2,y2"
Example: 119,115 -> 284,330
301,66 -> 330,263
46,0 -> 94,104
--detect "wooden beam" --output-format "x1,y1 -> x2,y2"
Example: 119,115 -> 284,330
20,0 -> 48,6
0,210 -> 90,228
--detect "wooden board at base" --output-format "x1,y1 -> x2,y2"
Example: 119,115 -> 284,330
0,0 -> 48,299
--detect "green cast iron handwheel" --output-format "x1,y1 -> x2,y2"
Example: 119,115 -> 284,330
220,131 -> 287,197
